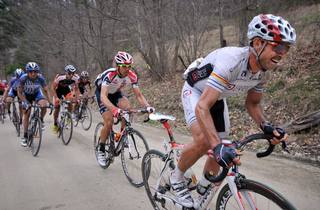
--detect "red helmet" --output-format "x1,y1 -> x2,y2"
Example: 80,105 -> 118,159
114,51 -> 133,64
81,71 -> 89,78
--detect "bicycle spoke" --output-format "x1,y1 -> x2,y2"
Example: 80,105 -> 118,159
121,129 -> 149,188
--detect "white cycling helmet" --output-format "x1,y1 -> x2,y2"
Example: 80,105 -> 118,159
248,14 -> 296,44
114,51 -> 133,64
15,68 -> 24,77
65,65 -> 76,73
26,62 -> 40,71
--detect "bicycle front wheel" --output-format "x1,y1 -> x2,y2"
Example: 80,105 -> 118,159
121,129 -> 149,188
31,119 -> 42,156
13,109 -> 20,136
216,179 -> 296,210
81,105 -> 92,130
93,122 -> 114,169
142,149 -> 178,209
61,112 -> 73,145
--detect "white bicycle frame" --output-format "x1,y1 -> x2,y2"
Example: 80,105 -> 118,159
150,113 -> 255,210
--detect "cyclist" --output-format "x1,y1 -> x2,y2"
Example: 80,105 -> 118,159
78,71 -> 95,105
2,69 -> 25,127
0,81 -> 6,118
170,14 -> 295,207
2,80 -> 8,87
18,62 -> 53,147
94,51 -> 155,167
51,65 -> 80,134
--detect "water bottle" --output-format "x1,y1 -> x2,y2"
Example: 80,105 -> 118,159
184,168 -> 197,190
114,130 -> 122,142
196,172 -> 213,195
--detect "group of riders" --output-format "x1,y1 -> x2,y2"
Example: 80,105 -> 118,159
0,13 -> 296,208
0,63 -> 96,147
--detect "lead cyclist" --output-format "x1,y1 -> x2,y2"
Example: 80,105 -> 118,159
170,14 -> 295,208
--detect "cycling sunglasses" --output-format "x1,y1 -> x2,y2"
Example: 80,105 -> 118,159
67,72 -> 74,76
263,40 -> 290,55
27,70 -> 39,73
118,64 -> 132,68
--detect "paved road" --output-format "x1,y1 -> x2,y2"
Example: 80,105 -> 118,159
0,110 -> 320,210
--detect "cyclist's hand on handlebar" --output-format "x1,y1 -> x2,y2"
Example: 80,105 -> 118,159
112,108 -> 122,118
49,102 -> 55,109
22,102 -> 30,110
213,143 -> 243,169
263,124 -> 289,145
55,97 -> 61,104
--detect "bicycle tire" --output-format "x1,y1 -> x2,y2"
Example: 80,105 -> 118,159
142,149 -> 178,209
1,104 -> 4,124
13,109 -> 20,136
61,112 -> 73,145
216,179 -> 296,210
81,105 -> 92,130
93,122 -> 114,169
31,119 -> 42,157
121,128 -> 149,188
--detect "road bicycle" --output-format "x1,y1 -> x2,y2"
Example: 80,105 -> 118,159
6,100 -> 21,136
25,103 -> 52,156
94,109 -> 149,187
142,113 -> 296,210
57,99 -> 76,145
74,96 -> 94,131
0,96 -> 5,124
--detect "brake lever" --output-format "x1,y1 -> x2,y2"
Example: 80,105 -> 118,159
276,128 -> 290,154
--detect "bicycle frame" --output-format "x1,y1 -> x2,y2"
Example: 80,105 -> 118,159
147,113 -> 291,210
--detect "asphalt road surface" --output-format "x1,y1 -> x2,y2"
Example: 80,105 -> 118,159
0,110 -> 320,210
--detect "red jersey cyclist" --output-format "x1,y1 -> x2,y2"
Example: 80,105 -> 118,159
78,71 -> 95,105
94,51 -> 155,166
51,65 -> 80,134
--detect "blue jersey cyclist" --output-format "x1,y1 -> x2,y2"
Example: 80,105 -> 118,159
18,62 -> 53,147
2,69 -> 25,127
94,51 -> 155,167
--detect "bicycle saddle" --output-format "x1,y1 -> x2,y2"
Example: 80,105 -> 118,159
149,113 -> 175,121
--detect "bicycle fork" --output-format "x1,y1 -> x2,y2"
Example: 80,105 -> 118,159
126,131 -> 141,160
223,166 -> 256,210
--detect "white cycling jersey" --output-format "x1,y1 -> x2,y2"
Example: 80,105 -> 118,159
95,68 -> 138,94
186,46 -> 270,98
182,46 -> 270,137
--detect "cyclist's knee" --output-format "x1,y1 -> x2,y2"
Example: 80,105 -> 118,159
194,135 -> 211,153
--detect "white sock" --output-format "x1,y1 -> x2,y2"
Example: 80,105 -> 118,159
171,167 -> 184,183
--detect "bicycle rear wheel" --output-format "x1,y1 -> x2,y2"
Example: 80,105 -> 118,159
81,105 -> 92,130
1,104 -> 4,124
121,129 -> 149,188
31,119 -> 42,156
93,122 -> 114,169
216,179 -> 296,210
61,112 -> 73,145
142,149 -> 179,209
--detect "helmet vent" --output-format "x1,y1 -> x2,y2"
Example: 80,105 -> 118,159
268,25 -> 274,30
280,34 -> 286,39
287,23 -> 291,29
268,32 -> 275,37
270,18 -> 276,23
255,24 -> 261,29
278,25 -> 284,32
261,28 -> 267,34
278,19 -> 283,25
262,20 -> 268,25
285,27 -> 289,35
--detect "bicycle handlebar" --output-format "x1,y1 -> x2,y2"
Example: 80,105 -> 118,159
206,131 -> 290,183
24,104 -> 53,115
113,110 -> 148,125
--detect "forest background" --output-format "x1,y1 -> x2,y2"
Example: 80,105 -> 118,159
1,0 -> 320,163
